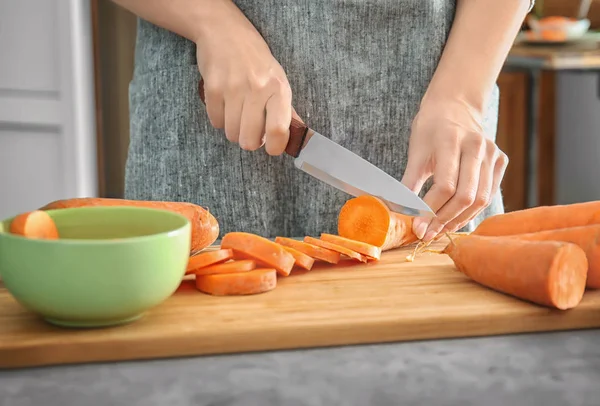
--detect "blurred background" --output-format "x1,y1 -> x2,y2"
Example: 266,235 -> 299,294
0,0 -> 599,219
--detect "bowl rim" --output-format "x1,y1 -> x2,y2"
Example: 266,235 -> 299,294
0,206 -> 191,246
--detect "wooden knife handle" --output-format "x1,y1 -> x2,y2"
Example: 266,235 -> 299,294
197,79 -> 309,157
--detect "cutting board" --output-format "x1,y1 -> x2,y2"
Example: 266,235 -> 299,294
2,238 -> 600,369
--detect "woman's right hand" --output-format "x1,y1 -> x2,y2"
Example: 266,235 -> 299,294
196,1 -> 293,155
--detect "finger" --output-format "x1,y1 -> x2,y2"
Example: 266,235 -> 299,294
264,88 -> 292,156
422,136 -> 485,241
238,93 -> 268,151
204,81 -> 225,129
401,146 -> 430,195
223,95 -> 245,144
440,146 -> 496,234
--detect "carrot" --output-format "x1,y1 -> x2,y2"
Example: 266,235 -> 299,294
304,236 -> 367,263
337,195 -> 418,250
319,233 -> 381,260
281,246 -> 315,271
221,232 -> 295,276
472,200 -> 600,237
185,249 -> 233,275
195,268 -> 277,296
9,210 -> 59,240
505,225 -> 600,289
193,259 -> 256,276
275,237 -> 341,264
39,197 -> 220,253
443,234 -> 588,310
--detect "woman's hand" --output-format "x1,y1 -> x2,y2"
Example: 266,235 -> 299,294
195,2 -> 292,155
401,98 -> 508,242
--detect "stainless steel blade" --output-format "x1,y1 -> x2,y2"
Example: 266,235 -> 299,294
294,131 -> 435,218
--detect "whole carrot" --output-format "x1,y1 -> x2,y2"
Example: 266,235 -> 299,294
506,225 -> 600,289
443,234 -> 588,310
472,200 -> 600,237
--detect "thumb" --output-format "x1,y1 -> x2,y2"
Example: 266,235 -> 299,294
401,149 -> 429,195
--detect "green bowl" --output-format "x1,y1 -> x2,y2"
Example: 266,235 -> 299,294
0,206 -> 191,328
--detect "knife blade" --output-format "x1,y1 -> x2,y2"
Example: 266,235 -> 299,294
198,79 -> 434,218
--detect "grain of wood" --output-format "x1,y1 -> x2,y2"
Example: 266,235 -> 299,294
2,238 -> 600,369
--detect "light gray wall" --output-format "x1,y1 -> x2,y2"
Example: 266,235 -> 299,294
0,0 -> 98,219
556,71 -> 600,204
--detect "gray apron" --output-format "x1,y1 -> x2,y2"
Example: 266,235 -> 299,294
125,0 -> 504,238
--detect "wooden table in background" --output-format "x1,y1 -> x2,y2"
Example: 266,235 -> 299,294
500,35 -> 600,211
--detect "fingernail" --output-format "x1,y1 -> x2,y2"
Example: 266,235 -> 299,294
414,220 -> 428,240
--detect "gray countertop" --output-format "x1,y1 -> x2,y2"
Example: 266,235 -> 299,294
1,329 -> 599,406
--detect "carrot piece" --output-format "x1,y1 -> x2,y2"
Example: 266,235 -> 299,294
195,268 -> 277,296
337,195 -> 418,250
319,233 -> 381,260
472,200 -> 600,237
9,210 -> 59,240
505,225 -> 600,289
281,246 -> 315,270
303,236 -> 367,263
275,237 -> 341,264
220,232 -> 295,276
40,197 -> 220,253
443,234 -> 588,310
185,249 -> 233,275
193,259 -> 256,276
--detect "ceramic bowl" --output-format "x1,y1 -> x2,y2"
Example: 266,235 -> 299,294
528,16 -> 590,40
0,206 -> 191,328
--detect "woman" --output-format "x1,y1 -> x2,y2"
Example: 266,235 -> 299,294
113,0 -> 533,241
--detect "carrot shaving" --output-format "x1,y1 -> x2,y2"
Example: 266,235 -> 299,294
275,237 -> 341,264
221,232 -> 295,276
185,249 -> 233,275
193,259 -> 256,276
320,233 -> 381,260
9,210 -> 59,240
304,236 -> 367,263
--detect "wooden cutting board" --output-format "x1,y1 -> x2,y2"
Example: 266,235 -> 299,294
2,238 -> 600,369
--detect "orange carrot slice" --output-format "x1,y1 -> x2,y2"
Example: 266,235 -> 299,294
185,249 -> 233,275
443,234 -> 588,310
338,195 -> 418,250
319,233 -> 381,260
195,268 -> 277,296
281,246 -> 315,270
221,232 -> 295,276
304,236 -> 367,263
9,210 -> 59,240
193,259 -> 256,276
275,237 -> 341,264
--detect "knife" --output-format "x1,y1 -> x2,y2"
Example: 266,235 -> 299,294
197,79 -> 434,218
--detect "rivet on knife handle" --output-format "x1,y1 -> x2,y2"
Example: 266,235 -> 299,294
197,78 -> 309,158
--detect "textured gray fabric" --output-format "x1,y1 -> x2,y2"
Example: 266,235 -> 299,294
1,330 -> 599,406
124,0 -> 504,238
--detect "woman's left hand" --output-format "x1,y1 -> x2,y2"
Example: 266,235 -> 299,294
400,98 -> 509,242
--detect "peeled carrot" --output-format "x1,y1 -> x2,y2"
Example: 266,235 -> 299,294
221,232 -> 295,276
443,234 -> 588,310
275,237 -> 341,264
185,249 -> 233,275
9,210 -> 59,240
505,225 -> 600,289
195,268 -> 277,296
472,200 -> 600,237
39,197 -> 220,253
281,246 -> 315,271
319,233 -> 381,260
338,195 -> 418,250
193,259 -> 256,276
304,236 -> 367,263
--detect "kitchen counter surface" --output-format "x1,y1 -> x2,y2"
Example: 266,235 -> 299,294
1,329 -> 599,406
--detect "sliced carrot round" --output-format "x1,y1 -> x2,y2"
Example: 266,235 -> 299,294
195,268 -> 277,296
9,210 -> 59,240
320,233 -> 381,260
275,237 -> 340,264
193,259 -> 256,276
221,232 -> 295,276
281,246 -> 315,270
304,236 -> 367,263
186,249 -> 233,275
